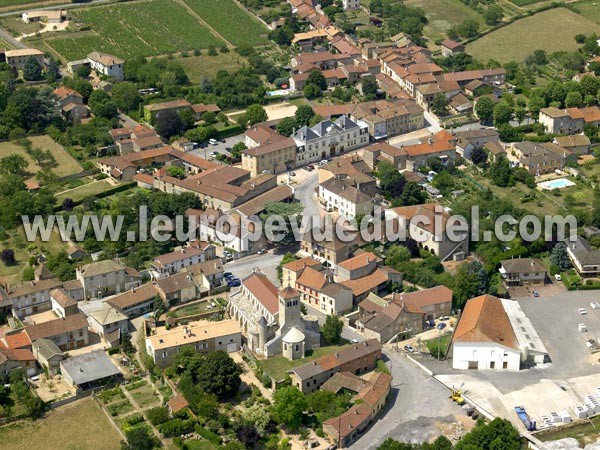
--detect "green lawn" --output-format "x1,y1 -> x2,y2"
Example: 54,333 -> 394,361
55,180 -> 115,203
261,345 -> 350,381
177,52 -> 247,82
404,0 -> 485,46
168,299 -> 226,318
425,334 -> 452,358
44,0 -> 225,60
467,8 -> 600,64
0,136 -> 82,182
0,398 -> 122,450
575,0 -> 600,26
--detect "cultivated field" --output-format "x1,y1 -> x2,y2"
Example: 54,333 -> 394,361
177,53 -> 247,82
405,0 -> 484,45
0,397 -> 122,450
0,136 -> 82,181
467,8 -> 600,63
45,0 -> 225,60
54,179 -> 115,203
183,0 -> 269,46
0,0 -> 61,10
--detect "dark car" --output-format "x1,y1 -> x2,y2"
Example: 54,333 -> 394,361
228,278 -> 241,287
223,272 -> 233,279
437,322 -> 446,330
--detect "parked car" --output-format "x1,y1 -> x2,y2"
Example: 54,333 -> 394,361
592,302 -> 600,310
257,249 -> 267,255
579,323 -> 588,333
228,278 -> 241,287
288,171 -> 296,177
579,308 -> 588,315
439,316 -> 450,321
404,345 -> 414,353
209,151 -> 218,158
303,166 -> 313,172
554,274 -> 562,281
350,339 -> 358,344
532,290 -> 539,297
437,323 -> 446,330
223,271 -> 232,278
209,138 -> 218,145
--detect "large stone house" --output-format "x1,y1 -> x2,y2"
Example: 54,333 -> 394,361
76,260 -> 142,300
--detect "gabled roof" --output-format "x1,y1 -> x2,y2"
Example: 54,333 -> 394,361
453,295 -> 518,349
26,312 -> 89,342
500,258 -> 546,274
32,338 -> 63,361
89,307 -> 128,326
50,288 -> 77,309
60,350 -> 120,386
79,259 -> 126,278
296,266 -> 327,291
87,51 -> 124,66
106,283 -> 159,310
283,257 -> 321,273
242,272 -> 279,315
153,247 -> 204,268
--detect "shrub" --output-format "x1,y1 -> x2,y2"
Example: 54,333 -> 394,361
147,406 -> 170,426
158,418 -> 195,438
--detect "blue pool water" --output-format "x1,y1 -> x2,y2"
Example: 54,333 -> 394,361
538,178 -> 575,190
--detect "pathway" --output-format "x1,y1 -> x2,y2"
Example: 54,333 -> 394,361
231,351 -> 272,401
121,383 -> 168,448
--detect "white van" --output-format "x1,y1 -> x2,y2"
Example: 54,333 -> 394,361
209,138 -> 218,145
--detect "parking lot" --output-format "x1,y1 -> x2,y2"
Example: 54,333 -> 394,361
433,290 -> 600,433
188,134 -> 244,161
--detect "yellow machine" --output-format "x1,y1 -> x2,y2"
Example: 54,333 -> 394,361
450,387 -> 465,405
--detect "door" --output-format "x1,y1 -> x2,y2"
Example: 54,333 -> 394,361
490,361 -> 495,369
503,361 -> 508,369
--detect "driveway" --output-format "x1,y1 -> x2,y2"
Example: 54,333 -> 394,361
349,347 -> 471,449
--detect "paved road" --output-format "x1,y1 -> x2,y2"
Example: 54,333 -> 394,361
294,171 -> 319,219
224,251 -> 283,285
349,347 -> 468,450
118,112 -> 140,129
0,26 -> 25,49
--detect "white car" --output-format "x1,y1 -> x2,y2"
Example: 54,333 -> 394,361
554,274 -> 562,281
209,151 -> 218,158
579,308 -> 588,315
209,138 -> 218,145
579,323 -> 588,333
591,302 -> 600,310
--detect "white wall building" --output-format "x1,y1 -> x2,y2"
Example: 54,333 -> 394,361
343,0 -> 360,9
293,116 -> 369,166
87,51 -> 124,81
452,295 -> 538,371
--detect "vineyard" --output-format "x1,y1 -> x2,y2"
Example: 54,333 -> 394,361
45,0 -> 225,61
183,0 -> 269,46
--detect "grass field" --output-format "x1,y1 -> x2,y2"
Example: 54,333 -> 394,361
55,179 -> 114,203
467,8 -> 600,64
0,397 -> 122,450
508,0 -> 544,6
575,0 -> 600,26
177,52 -> 247,82
405,0 -> 485,45
183,0 -> 269,46
45,0 -> 225,60
0,136 -> 82,181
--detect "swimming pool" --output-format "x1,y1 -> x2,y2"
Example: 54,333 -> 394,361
537,178 -> 575,190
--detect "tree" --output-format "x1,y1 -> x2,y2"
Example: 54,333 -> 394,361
322,314 -> 343,345
23,56 -> 42,81
385,245 -> 412,269
471,147 -> 487,166
431,93 -> 449,116
303,83 -> 322,99
432,171 -> 455,196
194,351 -> 242,399
398,182 -> 427,206
121,426 -> 158,450
589,61 -> 600,76
306,70 -> 326,90
88,90 -> 117,119
458,19 -> 479,38
362,75 -> 378,99
0,154 -> 28,176
489,156 -> 512,187
277,117 -> 297,137
45,59 -> 61,82
271,386 -> 307,431
377,161 -> 405,199
111,82 -> 141,112
261,201 -> 304,247
493,102 -> 512,126
528,94 -> 546,120
565,91 -> 583,108
245,104 -> 268,126
525,49 -> 548,66
0,249 -> 16,266
295,105 -> 315,127
242,403 -> 271,435
484,5 -> 503,26
155,109 -> 185,138
550,242 -> 572,271
475,96 -> 495,123
166,166 -> 186,179
62,197 -> 75,211
514,107 -> 526,126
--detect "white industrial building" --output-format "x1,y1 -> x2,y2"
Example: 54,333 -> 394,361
451,295 -> 547,371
